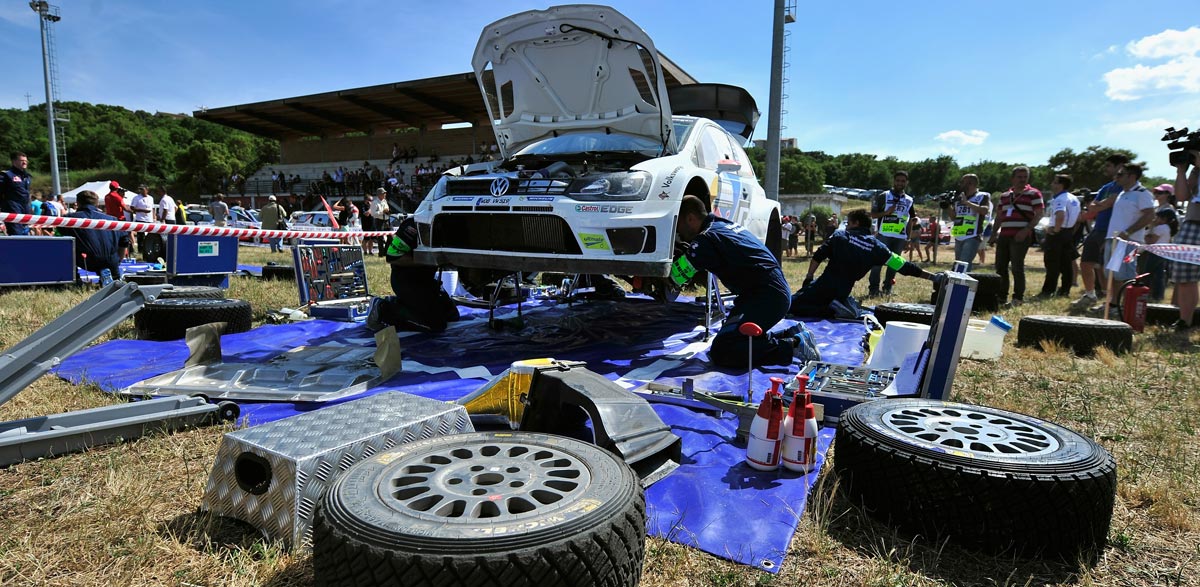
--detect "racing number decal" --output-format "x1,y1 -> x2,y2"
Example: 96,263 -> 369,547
710,173 -> 746,222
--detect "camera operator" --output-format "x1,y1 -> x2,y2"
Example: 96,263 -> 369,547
946,173 -> 992,271
1170,151 -> 1200,330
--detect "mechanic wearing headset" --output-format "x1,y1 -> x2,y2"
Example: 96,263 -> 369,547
366,217 -> 459,333
790,209 -> 940,317
672,195 -> 819,368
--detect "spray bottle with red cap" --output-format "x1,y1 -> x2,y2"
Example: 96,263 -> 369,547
745,377 -> 785,471
782,374 -> 819,473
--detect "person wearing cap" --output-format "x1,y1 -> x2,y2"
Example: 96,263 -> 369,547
1073,154 -> 1129,311
1152,183 -> 1176,212
366,187 -> 390,256
260,194 -> 287,253
102,180 -> 132,257
365,216 -> 459,333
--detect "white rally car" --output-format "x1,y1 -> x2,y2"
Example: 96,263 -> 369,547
413,4 -> 781,283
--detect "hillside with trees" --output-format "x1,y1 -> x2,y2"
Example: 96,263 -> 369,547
746,145 -> 1169,198
0,102 -> 278,197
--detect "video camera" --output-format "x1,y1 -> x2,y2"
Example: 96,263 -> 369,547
936,191 -> 958,209
1162,127 -> 1200,167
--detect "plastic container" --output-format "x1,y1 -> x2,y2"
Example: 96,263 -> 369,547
782,402 -> 819,473
746,390 -> 784,471
866,321 -> 930,370
961,316 -> 1012,360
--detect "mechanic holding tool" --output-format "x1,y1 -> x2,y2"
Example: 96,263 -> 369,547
673,195 -> 817,368
366,216 -> 459,333
790,209 -> 941,318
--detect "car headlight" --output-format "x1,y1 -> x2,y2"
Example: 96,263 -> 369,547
428,176 -> 449,201
569,171 -> 652,201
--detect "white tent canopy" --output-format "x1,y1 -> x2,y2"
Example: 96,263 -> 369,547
60,181 -> 132,206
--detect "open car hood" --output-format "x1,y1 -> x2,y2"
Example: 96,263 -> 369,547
472,4 -> 675,159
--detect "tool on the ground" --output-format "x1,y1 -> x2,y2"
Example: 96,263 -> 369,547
0,281 -> 238,467
738,322 -> 763,402
457,359 -> 681,487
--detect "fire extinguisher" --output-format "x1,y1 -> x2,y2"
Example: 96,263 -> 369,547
1119,273 -> 1151,332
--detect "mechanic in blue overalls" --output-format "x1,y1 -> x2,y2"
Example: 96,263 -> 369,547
367,217 -> 459,333
790,209 -> 939,317
672,195 -> 818,368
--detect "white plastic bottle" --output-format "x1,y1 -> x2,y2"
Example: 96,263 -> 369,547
782,402 -> 819,473
745,379 -> 785,471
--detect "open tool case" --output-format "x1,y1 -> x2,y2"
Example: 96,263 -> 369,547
292,244 -> 371,321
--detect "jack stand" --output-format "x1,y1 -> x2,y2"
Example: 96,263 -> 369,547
703,273 -> 729,341
488,272 -> 524,330
0,280 -> 237,467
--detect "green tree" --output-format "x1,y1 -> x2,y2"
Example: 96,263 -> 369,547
907,155 -> 960,197
1047,146 -> 1139,192
779,155 -> 824,193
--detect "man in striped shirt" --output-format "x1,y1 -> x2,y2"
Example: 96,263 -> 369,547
988,166 -> 1044,306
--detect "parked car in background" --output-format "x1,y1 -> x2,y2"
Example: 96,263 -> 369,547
289,211 -> 336,232
918,217 -> 952,245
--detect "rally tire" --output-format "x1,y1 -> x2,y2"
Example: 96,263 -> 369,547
1017,314 -> 1132,355
134,298 -> 253,341
262,264 -> 295,281
930,272 -> 1002,312
140,233 -> 165,264
313,432 -> 646,587
871,302 -> 934,326
1145,303 -> 1188,327
124,272 -> 168,285
835,398 -> 1116,557
157,285 -> 225,300
766,210 -> 783,263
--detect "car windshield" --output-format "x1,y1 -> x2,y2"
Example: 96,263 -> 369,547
513,132 -> 661,157
672,119 -> 696,147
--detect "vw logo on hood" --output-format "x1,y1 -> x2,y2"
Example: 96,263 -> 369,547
489,177 -> 510,197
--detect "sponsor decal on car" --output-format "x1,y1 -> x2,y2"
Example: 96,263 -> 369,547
521,196 -> 556,202
579,232 -> 610,250
661,165 -> 683,189
478,197 -> 512,205
575,204 -> 634,214
450,197 -> 476,202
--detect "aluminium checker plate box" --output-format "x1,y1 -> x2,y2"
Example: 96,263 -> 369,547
292,243 -> 371,321
200,392 -> 473,549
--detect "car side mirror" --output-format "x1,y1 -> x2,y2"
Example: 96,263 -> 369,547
716,159 -> 741,174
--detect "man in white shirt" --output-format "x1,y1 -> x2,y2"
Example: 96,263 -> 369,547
1038,174 -> 1081,298
130,185 -> 156,255
947,173 -> 992,271
157,187 -> 177,225
779,216 -> 795,257
1095,163 -> 1156,312
867,171 -> 915,297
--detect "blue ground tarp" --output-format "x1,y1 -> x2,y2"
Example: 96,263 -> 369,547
53,297 -> 863,572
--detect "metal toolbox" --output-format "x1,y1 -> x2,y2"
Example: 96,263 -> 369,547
292,243 -> 371,321
200,392 -> 473,549
799,361 -> 902,424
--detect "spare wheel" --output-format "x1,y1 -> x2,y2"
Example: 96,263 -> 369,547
313,431 -> 646,587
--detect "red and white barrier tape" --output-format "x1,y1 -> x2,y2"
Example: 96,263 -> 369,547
0,213 -> 393,240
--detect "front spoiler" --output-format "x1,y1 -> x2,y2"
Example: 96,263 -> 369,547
414,249 -> 671,278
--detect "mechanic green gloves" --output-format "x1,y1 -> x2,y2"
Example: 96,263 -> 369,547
670,254 -> 697,286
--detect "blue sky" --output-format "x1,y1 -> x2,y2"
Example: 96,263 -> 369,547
2,1 -> 1198,175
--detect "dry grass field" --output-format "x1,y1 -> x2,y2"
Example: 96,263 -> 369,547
1,213 -> 1197,586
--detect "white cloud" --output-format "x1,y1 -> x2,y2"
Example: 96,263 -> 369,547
1104,28 -> 1200,101
1127,26 -> 1200,59
935,129 -> 989,146
1103,55 -> 1200,101
1104,117 -> 1174,134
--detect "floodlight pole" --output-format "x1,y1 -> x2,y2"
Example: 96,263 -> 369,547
764,0 -> 786,201
32,1 -> 62,195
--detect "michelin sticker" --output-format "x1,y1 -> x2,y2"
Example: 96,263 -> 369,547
450,196 -> 476,202
579,233 -> 610,250
521,196 -> 556,202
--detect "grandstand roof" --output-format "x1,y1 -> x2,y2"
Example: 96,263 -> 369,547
194,54 -> 696,140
